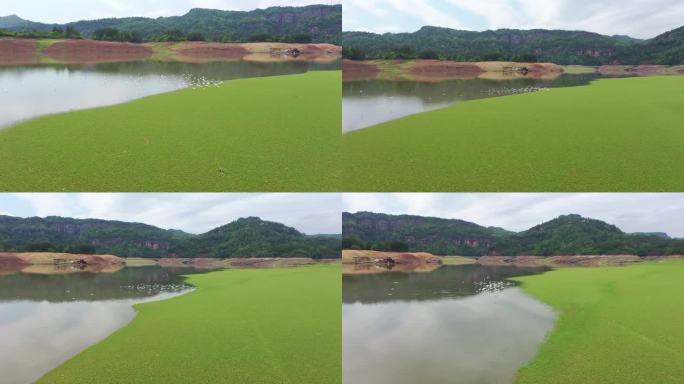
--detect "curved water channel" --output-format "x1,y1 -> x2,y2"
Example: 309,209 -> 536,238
343,264 -> 557,384
0,266 -> 206,384
0,59 -> 339,129
342,74 -> 607,133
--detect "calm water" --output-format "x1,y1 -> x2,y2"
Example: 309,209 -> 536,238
0,60 -> 339,129
342,74 -> 604,132
343,265 -> 557,384
0,266 -> 203,384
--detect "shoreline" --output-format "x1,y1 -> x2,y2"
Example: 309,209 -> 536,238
342,58 -> 684,82
0,37 -> 342,65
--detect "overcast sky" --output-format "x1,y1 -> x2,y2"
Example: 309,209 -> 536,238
1,0 -> 340,24
343,194 -> 684,238
344,0 -> 684,39
0,193 -> 341,235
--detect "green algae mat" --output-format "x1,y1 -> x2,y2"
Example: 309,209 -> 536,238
39,264 -> 341,384
512,259 -> 684,384
342,76 -> 684,191
0,71 -> 340,191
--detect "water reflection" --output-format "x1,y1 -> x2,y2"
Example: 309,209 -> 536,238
0,59 -> 339,128
0,266 -> 202,383
342,74 -> 604,132
343,265 -> 556,384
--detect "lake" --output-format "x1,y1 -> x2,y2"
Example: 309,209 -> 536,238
343,264 -> 556,384
0,59 -> 339,129
342,74 -> 605,132
0,266 -> 204,384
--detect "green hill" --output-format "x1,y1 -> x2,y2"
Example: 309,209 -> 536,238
0,4 -> 342,44
342,211 -> 511,256
342,25 -> 684,65
170,217 -> 340,259
0,215 -> 340,259
343,212 -> 684,256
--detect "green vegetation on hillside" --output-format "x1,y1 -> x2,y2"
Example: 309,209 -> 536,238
38,264 -> 341,384
343,212 -> 684,256
512,260 -> 684,384
0,71 -> 341,192
0,215 -> 340,259
342,76 -> 684,192
170,217 -> 340,259
342,26 -> 684,65
0,26 -> 80,39
0,5 -> 342,44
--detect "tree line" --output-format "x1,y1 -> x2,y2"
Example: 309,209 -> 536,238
343,45 -> 539,63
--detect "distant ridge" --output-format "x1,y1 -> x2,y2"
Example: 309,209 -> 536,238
342,25 -> 684,65
0,4 -> 342,44
343,212 -> 684,256
0,215 -> 340,259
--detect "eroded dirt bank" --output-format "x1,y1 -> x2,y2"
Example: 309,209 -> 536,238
340,250 -> 683,273
342,249 -> 442,265
0,38 -> 342,65
477,255 -> 682,267
343,59 -> 684,82
0,38 -> 38,64
342,59 -> 380,81
155,257 -> 320,269
342,59 -> 563,82
0,252 -> 125,274
44,39 -> 153,63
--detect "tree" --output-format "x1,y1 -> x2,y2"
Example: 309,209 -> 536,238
248,33 -> 273,42
25,242 -> 58,252
187,32 -> 206,42
64,26 -> 81,39
418,50 -> 439,60
342,46 -> 366,60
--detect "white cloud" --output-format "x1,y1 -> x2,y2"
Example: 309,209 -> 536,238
342,193 -> 684,237
345,0 -> 684,38
9,193 -> 341,235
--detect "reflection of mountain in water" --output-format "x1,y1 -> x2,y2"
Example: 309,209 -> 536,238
342,264 -> 548,304
0,267 -> 200,302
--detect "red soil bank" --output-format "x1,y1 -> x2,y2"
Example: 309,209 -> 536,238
176,42 -> 249,60
0,253 -> 31,267
407,60 -> 483,79
45,39 -> 153,63
0,38 -> 38,64
342,59 -> 379,81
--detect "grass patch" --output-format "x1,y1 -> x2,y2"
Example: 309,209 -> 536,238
442,256 -> 477,265
342,76 -> 684,191
38,263 -> 341,384
511,259 -> 684,384
0,71 -> 340,191
147,42 -> 185,61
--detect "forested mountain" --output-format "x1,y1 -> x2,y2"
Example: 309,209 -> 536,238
342,212 -> 512,256
0,4 -> 342,44
169,217 -> 340,259
343,212 -> 684,256
342,25 -> 684,65
0,215 -> 340,259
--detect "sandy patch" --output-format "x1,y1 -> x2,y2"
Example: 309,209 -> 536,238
342,249 -> 442,265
